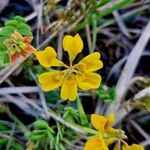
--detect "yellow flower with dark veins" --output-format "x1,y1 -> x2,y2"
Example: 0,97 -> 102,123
122,144 -> 144,150
34,33 -> 103,101
4,31 -> 36,64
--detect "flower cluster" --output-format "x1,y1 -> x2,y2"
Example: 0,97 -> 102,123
84,113 -> 144,150
34,34 -> 103,101
4,31 -> 36,64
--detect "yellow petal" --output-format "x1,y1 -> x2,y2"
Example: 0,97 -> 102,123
60,74 -> 77,101
103,113 -> 115,130
84,136 -> 108,150
38,71 -> 64,91
34,46 -> 62,67
107,113 -> 115,124
104,137 -> 117,146
62,33 -> 83,62
91,114 -> 107,132
122,144 -> 144,150
79,52 -> 103,72
77,72 -> 101,90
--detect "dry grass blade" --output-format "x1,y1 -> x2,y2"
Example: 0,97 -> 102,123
114,86 -> 150,124
113,11 -> 131,37
106,20 -> 150,115
0,86 -> 39,94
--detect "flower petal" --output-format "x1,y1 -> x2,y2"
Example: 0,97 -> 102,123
84,136 -> 108,150
63,33 -> 83,62
77,72 -> 101,90
122,144 -> 144,150
78,52 -> 103,72
107,113 -> 115,124
61,74 -> 77,101
91,114 -> 107,132
38,71 -> 64,91
34,46 -> 62,67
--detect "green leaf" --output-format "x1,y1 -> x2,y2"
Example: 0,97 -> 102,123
96,86 -> 116,103
0,123 -> 9,131
30,130 -> 46,140
0,43 -> 8,52
99,0 -> 135,17
0,26 -> 16,37
5,20 -> 18,27
13,142 -> 25,150
0,36 -> 8,42
17,23 -> 32,36
47,129 -> 55,139
77,96 -> 89,126
44,91 -> 60,104
0,44 -> 10,67
0,139 -> 7,144
14,16 -> 26,23
33,120 -> 49,130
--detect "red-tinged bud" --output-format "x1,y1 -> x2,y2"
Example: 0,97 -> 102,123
19,42 -> 26,50
9,51 -> 18,64
25,44 -> 36,53
23,36 -> 33,44
18,51 -> 26,58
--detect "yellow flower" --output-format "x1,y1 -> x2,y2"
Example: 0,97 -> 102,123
91,113 -> 115,132
84,135 -> 108,150
34,33 -> 103,101
122,144 -> 144,150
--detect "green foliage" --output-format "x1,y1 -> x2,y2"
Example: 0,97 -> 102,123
0,16 -> 32,67
96,86 -> 116,103
0,44 -> 10,67
75,0 -> 135,31
77,96 -> 89,126
25,120 -> 55,149
0,123 -> 9,131
17,23 -> 32,36
0,139 -> 24,150
63,107 -> 79,123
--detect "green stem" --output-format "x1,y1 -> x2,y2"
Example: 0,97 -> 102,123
77,96 -> 89,126
47,108 -> 96,135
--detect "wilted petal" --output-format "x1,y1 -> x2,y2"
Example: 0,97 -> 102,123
61,74 -> 77,101
34,46 -> 62,67
77,72 -> 101,90
63,33 -> 83,62
84,136 -> 108,150
79,52 -> 103,72
38,71 -> 64,91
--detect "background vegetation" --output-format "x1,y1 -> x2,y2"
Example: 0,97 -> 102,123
0,0 -> 150,150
